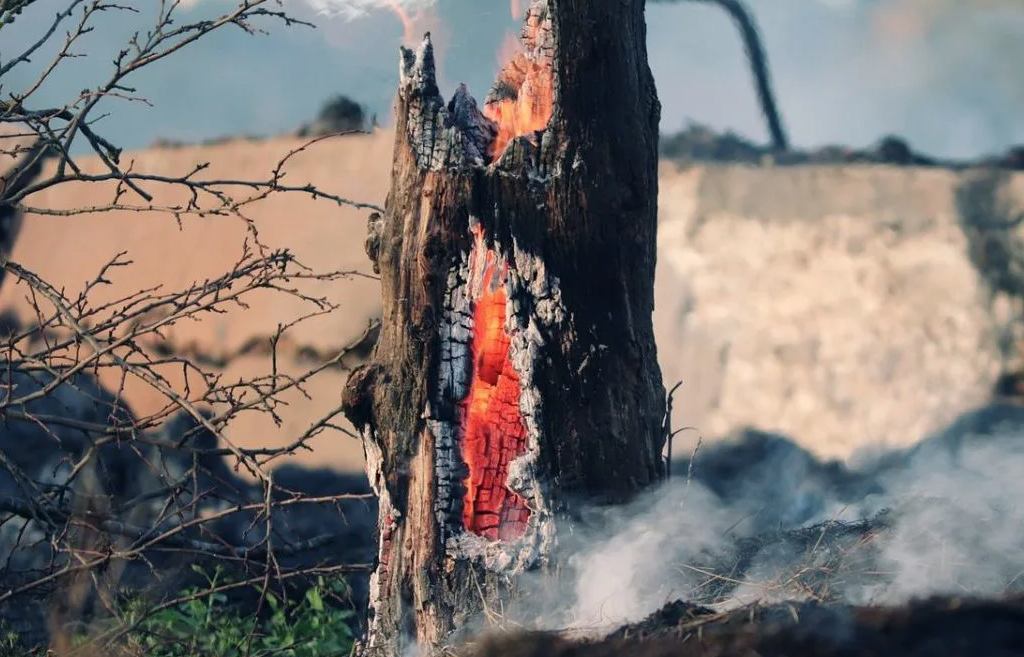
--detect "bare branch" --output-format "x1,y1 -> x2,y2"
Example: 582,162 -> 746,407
0,2 -> 386,650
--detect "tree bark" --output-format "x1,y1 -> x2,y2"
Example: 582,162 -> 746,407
343,1 -> 665,654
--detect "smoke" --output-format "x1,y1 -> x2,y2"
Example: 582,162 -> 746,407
863,427 -> 1024,604
516,404 -> 1024,632
299,0 -> 436,19
8,0 -> 1020,155
565,479 -> 734,628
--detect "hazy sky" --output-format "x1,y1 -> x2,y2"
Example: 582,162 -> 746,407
4,0 -> 1024,158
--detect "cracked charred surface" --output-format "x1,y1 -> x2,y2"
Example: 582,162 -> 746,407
457,228 -> 531,541
342,1 -> 664,655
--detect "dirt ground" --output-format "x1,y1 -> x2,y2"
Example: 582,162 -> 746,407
1,131 -> 396,472
460,595 -> 1024,657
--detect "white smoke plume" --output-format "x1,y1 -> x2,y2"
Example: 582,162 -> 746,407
504,405 -> 1024,633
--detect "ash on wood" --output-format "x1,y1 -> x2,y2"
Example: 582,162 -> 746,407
342,0 -> 665,654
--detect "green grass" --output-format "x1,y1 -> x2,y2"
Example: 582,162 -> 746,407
71,567 -> 357,657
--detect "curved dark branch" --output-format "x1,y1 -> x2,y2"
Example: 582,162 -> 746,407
654,0 -> 790,152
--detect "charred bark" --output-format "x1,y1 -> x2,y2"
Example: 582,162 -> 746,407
342,1 -> 665,654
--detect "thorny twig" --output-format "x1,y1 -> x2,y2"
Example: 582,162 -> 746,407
1,2 -> 383,216
0,1 -> 387,650
663,380 -> 682,477
0,246 -> 380,645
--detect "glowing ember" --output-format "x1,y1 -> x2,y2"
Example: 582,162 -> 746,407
459,226 -> 530,541
482,3 -> 554,160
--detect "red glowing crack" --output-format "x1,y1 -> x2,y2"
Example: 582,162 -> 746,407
459,227 -> 530,542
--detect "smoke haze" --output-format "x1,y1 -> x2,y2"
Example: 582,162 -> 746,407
4,0 -> 1022,157
551,408 -> 1024,631
301,0 -> 437,20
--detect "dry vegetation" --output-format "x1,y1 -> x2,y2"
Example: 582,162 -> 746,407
4,1 -> 1024,656
1,1 -> 387,653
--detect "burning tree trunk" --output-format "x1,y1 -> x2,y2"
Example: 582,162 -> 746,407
343,1 -> 664,654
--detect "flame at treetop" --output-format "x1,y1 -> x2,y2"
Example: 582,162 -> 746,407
459,225 -> 530,542
482,1 -> 554,160
384,0 -> 551,159
386,0 -> 419,45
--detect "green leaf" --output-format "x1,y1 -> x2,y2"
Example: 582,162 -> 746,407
305,586 -> 325,613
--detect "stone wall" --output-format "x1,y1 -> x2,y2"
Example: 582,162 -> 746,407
657,162 -> 1024,459
4,129 -> 1023,466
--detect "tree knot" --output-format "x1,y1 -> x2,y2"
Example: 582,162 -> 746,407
342,363 -> 381,433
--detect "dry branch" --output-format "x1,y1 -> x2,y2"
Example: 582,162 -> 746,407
0,1 -> 388,650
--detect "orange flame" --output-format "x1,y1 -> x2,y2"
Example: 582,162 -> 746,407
482,2 -> 554,160
459,225 -> 530,541
496,31 -> 521,68
872,3 -> 930,41
386,0 -> 417,45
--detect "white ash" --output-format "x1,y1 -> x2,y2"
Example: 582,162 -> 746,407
358,426 -> 396,654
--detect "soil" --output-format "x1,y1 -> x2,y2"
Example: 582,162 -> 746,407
461,595 -> 1024,657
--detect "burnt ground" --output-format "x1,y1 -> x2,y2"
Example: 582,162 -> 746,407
450,383 -> 1024,656
461,595 -> 1024,657
661,123 -> 1024,170
5,352 -> 1024,651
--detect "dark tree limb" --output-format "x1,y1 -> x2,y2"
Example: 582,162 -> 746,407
652,0 -> 790,151
0,137 -> 51,289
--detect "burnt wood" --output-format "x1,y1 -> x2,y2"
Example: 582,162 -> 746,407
342,2 -> 665,654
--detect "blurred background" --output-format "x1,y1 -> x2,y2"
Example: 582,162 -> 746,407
4,0 -> 1024,467
3,2 -> 1024,650
5,0 -> 1024,158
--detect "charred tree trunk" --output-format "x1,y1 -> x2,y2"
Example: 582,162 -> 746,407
343,1 -> 664,654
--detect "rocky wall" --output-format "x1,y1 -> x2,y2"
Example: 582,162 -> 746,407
657,162 -> 1024,460
4,130 -> 1024,464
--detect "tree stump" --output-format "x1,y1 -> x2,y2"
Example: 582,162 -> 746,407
343,1 -> 665,654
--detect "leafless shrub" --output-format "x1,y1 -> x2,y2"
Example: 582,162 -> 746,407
0,1 -> 383,653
